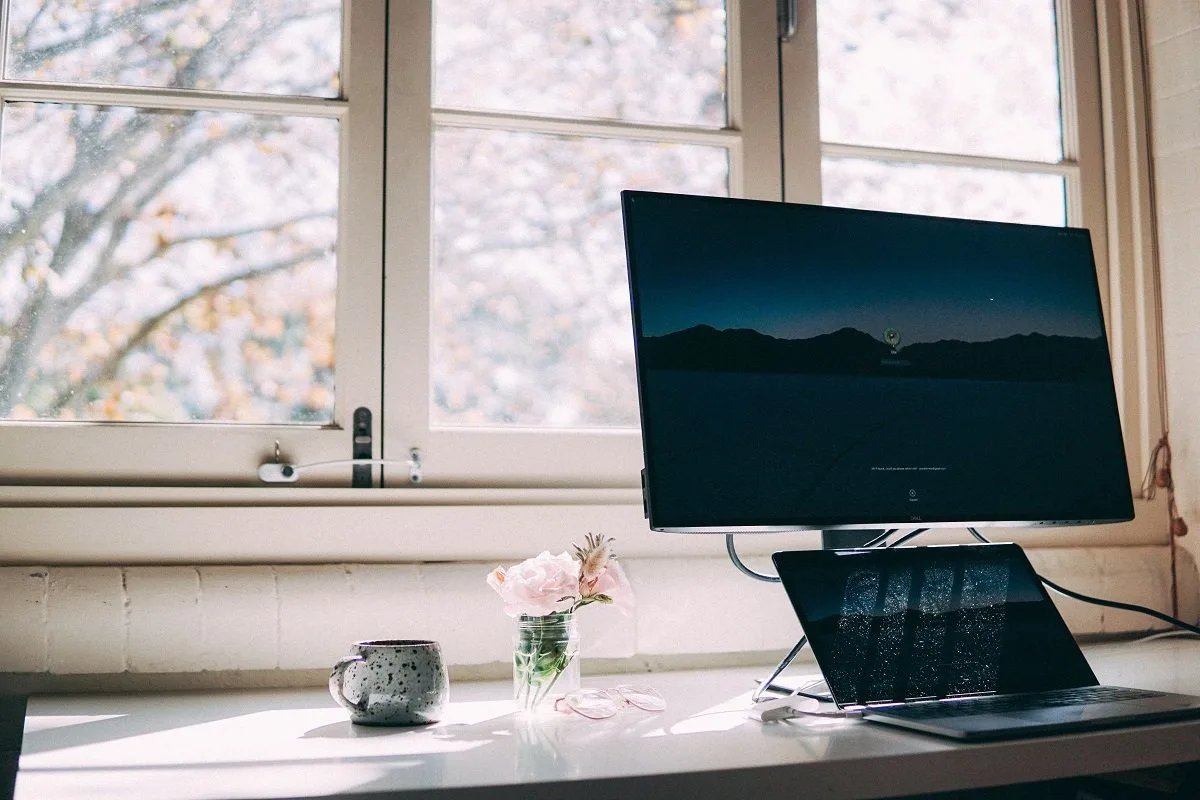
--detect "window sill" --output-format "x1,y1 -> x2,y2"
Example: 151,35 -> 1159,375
0,485 -> 1170,565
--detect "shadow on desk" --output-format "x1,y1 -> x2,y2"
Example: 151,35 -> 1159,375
911,762 -> 1200,800
0,694 -> 27,800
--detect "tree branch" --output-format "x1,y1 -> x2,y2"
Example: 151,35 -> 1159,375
0,284 -> 58,414
440,199 -> 621,259
173,0 -> 256,89
164,209 -> 336,249
58,115 -> 273,311
13,1 -> 193,72
48,246 -> 329,414
0,111 -> 159,264
2,112 -> 297,413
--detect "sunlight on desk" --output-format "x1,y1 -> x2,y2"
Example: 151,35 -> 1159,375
15,646 -> 1200,800
665,691 -> 768,735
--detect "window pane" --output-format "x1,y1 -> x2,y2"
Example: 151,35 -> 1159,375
822,157 -> 1066,226
432,128 -> 728,427
434,0 -> 727,128
818,0 -> 1062,162
5,1 -> 342,97
0,102 -> 338,423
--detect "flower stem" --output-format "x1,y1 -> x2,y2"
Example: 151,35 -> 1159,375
532,653 -> 574,709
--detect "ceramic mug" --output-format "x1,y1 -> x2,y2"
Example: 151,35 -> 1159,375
329,639 -> 449,725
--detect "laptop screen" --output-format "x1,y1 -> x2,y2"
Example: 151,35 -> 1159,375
772,544 -> 1097,707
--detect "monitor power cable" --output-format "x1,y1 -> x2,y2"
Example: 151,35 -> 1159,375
725,533 -> 782,583
725,528 -> 910,583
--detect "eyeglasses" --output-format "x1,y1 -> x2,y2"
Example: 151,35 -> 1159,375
554,685 -> 666,719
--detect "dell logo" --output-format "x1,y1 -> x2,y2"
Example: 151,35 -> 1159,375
910,514 -> 923,521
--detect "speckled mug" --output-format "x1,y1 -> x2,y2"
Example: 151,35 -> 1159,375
329,640 -> 449,726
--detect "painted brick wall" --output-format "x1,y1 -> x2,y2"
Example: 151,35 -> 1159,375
0,557 -> 800,686
1146,2 -> 1200,573
0,548 -> 1180,690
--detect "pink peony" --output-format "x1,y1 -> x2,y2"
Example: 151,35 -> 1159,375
487,550 -> 580,618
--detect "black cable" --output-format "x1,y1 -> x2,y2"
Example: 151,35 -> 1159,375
727,526 -> 917,582
862,528 -> 897,548
759,674 -> 833,703
1041,574 -> 1200,636
886,528 -> 929,548
966,527 -> 1200,637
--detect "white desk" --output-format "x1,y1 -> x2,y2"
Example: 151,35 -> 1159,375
14,640 -> 1200,800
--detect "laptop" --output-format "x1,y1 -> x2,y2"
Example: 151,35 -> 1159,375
771,543 -> 1200,740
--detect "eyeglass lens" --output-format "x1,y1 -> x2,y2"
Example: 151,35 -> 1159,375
615,685 -> 666,712
563,689 -> 619,719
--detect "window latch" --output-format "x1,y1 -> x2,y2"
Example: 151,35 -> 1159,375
352,407 -> 373,487
258,408 -> 423,485
778,0 -> 797,42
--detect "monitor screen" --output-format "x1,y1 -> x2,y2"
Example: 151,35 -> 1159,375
622,191 -> 1134,532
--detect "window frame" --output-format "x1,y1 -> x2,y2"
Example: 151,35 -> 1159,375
0,0 -> 387,487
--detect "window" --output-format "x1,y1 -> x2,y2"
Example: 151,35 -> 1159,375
383,0 -> 781,487
0,0 -> 384,484
0,1 -> 1165,561
817,0 -> 1070,226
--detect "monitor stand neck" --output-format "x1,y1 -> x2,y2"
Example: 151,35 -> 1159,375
821,529 -> 882,550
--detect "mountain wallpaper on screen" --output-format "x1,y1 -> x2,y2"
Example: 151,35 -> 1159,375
638,324 -> 1112,382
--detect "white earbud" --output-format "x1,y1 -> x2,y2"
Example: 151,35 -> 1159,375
257,463 -> 299,482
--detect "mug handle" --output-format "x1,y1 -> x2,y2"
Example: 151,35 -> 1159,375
329,654 -> 368,714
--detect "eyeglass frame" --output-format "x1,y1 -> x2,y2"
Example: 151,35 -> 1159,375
552,685 -> 666,719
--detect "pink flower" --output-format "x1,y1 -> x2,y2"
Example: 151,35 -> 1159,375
587,559 -> 634,614
487,550 -> 580,618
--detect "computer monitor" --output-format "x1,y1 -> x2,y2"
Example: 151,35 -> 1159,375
621,191 -> 1134,533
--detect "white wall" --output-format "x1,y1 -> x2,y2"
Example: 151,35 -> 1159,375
1146,1 -> 1200,577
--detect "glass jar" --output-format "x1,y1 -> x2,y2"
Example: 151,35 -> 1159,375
513,611 -> 580,712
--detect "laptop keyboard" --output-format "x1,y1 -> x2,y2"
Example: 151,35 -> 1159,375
876,686 -> 1166,719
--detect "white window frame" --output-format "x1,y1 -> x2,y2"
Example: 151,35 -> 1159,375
0,0 -> 386,486
0,0 -> 1168,566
